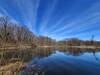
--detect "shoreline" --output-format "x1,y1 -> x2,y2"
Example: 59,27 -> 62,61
0,43 -> 35,50
0,45 -> 100,50
38,45 -> 100,49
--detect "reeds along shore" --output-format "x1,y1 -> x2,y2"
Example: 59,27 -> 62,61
0,49 -> 33,75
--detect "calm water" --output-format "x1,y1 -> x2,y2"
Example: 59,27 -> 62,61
25,48 -> 100,75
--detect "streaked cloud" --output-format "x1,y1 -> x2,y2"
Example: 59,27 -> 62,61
0,0 -> 100,40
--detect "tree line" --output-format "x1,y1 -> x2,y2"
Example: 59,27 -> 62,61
0,16 -> 56,47
0,16 -> 100,48
0,16 -> 35,45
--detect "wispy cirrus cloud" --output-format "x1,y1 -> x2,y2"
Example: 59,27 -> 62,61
14,0 -> 40,32
0,0 -> 100,40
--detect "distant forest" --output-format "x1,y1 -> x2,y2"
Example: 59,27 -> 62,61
0,16 -> 100,48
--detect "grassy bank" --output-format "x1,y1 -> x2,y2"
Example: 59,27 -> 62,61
0,49 -> 33,75
0,62 -> 25,75
0,43 -> 36,50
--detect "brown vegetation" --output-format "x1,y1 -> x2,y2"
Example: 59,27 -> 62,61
0,62 -> 24,75
0,16 -> 36,49
0,49 -> 33,75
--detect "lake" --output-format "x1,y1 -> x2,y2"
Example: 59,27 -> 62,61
22,48 -> 100,75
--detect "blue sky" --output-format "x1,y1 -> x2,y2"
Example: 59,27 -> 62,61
0,0 -> 100,40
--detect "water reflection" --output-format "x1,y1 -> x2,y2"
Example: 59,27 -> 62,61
32,48 -> 100,59
32,48 -> 56,58
22,48 -> 100,75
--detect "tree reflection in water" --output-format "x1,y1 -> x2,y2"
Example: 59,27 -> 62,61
31,47 -> 100,58
20,48 -> 100,75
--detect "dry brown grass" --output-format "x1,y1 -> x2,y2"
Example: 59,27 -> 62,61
0,43 -> 32,50
0,62 -> 24,75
